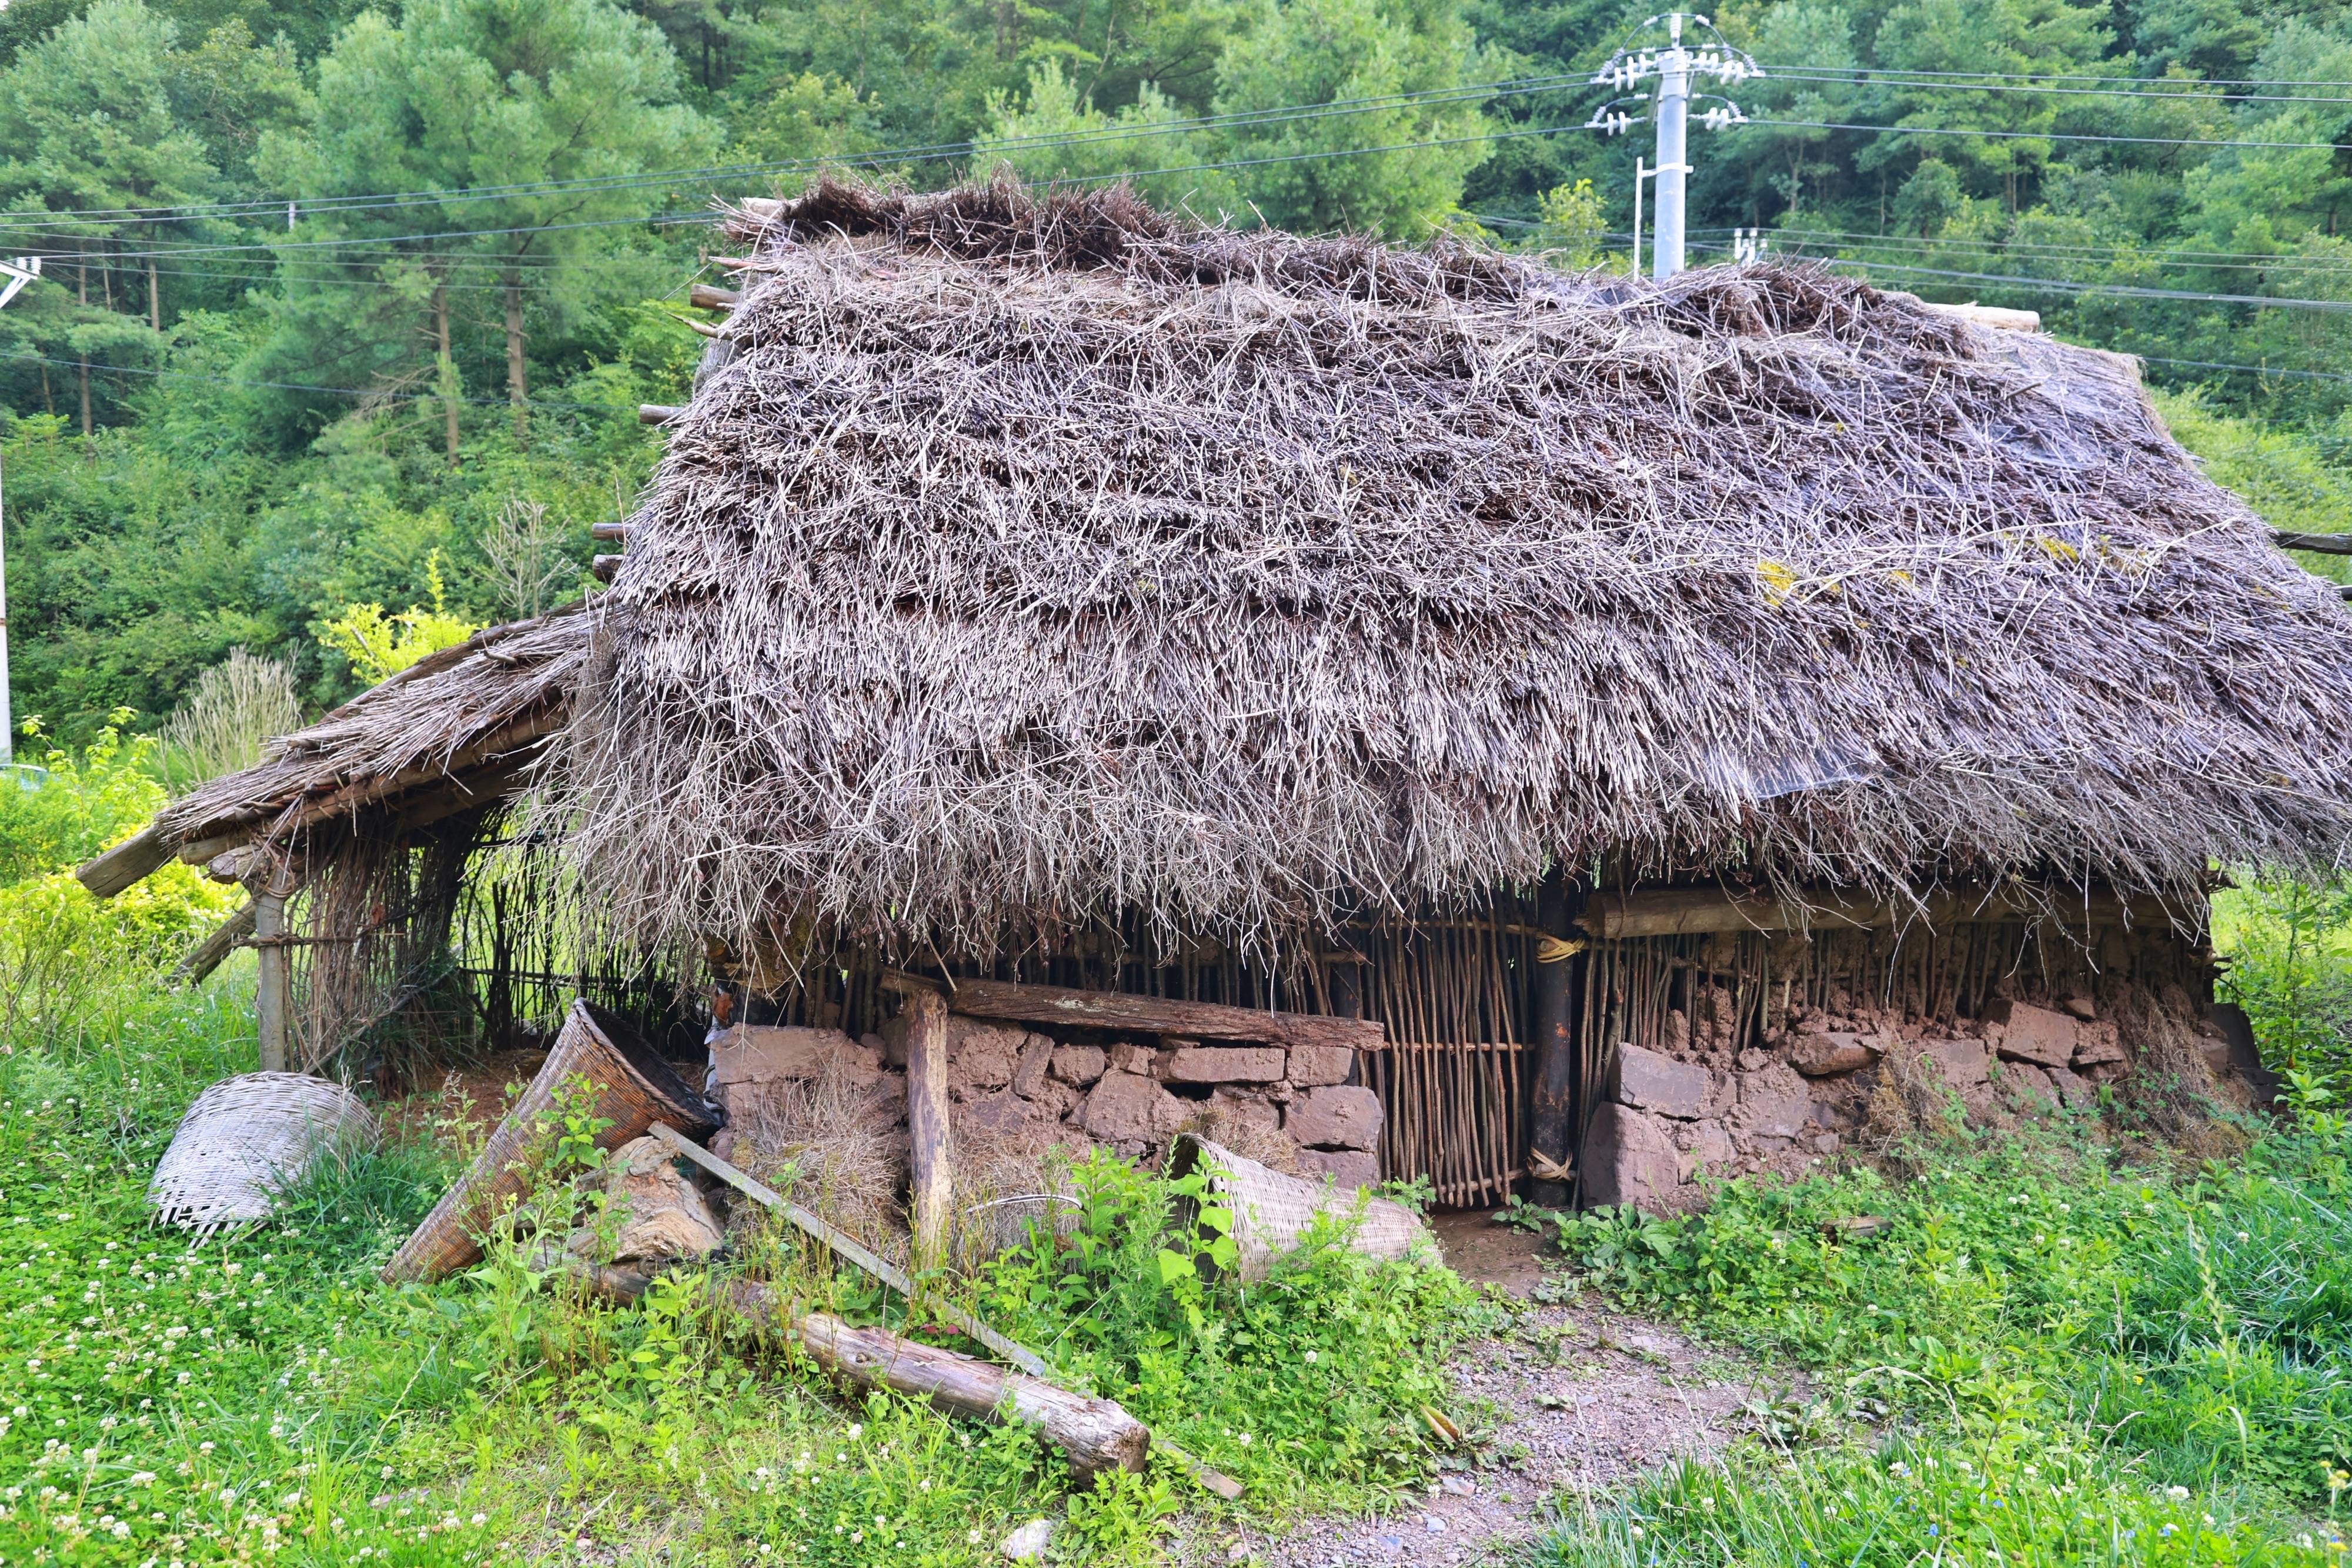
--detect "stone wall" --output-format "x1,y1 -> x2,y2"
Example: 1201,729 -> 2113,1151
706,1011 -> 1384,1189
1583,968 -> 2271,1212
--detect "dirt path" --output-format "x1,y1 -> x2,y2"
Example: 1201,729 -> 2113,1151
1190,1216 -> 1768,1567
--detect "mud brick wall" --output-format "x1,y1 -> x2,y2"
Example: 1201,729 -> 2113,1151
706,1012 -> 1382,1189
1581,921 -> 2271,1212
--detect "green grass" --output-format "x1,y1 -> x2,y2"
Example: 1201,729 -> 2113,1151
0,968 -> 1499,1566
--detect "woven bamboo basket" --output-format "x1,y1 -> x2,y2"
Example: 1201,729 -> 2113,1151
381,999 -> 716,1284
149,1072 -> 380,1235
1168,1135 -> 1436,1283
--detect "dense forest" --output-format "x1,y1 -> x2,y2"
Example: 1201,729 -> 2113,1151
2,0 -> 2349,744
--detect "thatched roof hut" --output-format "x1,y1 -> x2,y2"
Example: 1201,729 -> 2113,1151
84,178 -> 2341,1211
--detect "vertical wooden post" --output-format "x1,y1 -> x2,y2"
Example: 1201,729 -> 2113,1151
253,885 -> 290,1073
886,974 -> 953,1273
1527,884 -> 1581,1207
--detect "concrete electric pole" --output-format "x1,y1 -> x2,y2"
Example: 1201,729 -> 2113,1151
1585,15 -> 1759,279
0,255 -> 38,768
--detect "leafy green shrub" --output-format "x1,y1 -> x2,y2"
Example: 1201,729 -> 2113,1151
1545,1134 -> 2352,1505
0,712 -> 168,886
973,1147 -> 1502,1507
1541,1435 -> 2341,1568
2214,877 -> 2352,1115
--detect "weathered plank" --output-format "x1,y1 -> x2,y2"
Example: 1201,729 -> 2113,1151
1579,884 -> 2171,940
932,975 -> 1385,1052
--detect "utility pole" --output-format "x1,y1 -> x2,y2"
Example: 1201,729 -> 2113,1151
1585,15 -> 1759,279
0,255 -> 40,768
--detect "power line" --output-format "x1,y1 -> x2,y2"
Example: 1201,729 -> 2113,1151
1745,115 -> 2352,153
1761,68 -> 2352,106
1756,63 -> 2352,88
0,349 -> 641,411
1739,225 -> 2352,270
1794,252 -> 2352,311
0,71 -> 1582,236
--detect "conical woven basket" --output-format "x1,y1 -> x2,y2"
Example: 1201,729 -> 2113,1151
149,1072 -> 379,1235
382,999 -> 716,1284
1169,1134 -> 1436,1283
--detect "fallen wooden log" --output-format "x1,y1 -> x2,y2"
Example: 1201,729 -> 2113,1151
649,1122 -> 1245,1501
730,1289 -> 1148,1481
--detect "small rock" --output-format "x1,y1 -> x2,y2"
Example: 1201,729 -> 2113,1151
1611,1042 -> 1715,1119
1225,1542 -> 1250,1563
1788,1030 -> 1878,1076
1424,1513 -> 1448,1534
1001,1518 -> 1054,1562
1438,1474 -> 1478,1497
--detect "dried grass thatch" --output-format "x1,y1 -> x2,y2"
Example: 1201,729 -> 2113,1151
540,174 -> 2352,964
156,605 -> 589,853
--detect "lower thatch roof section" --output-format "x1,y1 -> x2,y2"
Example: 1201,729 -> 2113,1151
156,604 -> 589,858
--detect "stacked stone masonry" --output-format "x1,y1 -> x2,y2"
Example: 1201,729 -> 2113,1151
707,1010 -> 1384,1190
1584,949 -> 2272,1212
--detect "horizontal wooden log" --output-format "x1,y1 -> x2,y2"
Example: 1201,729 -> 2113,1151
592,554 -> 623,583
2276,530 -> 2352,556
590,521 -> 629,542
1579,884 -> 2175,940
730,1292 -> 1150,1481
75,824 -> 171,898
638,403 -> 683,426
927,975 -> 1385,1052
689,282 -> 740,310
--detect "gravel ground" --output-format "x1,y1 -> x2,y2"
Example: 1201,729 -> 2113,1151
1178,1221 -> 1773,1568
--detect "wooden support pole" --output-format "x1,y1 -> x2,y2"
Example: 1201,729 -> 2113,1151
889,977 -> 954,1273
252,885 -> 290,1072
2276,530 -> 2352,556
1526,902 -> 1579,1208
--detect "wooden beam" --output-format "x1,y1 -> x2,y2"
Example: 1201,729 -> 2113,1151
1525,891 -> 1579,1208
169,900 -> 255,988
2276,530 -> 2352,556
592,554 -> 623,583
901,985 -> 953,1274
937,976 -> 1387,1053
638,403 -> 683,426
1578,884 -> 2174,940
75,823 -> 170,898
649,1122 -> 1036,1370
590,521 -> 629,542
689,283 -> 740,310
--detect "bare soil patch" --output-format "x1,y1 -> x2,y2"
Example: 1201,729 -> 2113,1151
1190,1215 -> 1767,1568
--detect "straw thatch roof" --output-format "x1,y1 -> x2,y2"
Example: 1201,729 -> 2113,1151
89,177 -> 2352,960
156,606 -> 588,855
